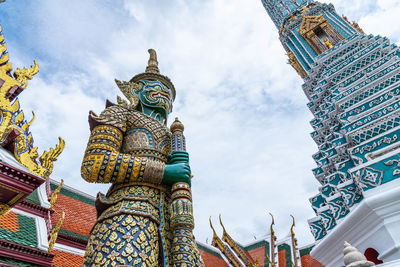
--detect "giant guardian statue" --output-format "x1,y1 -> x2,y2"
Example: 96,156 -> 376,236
81,49 -> 203,267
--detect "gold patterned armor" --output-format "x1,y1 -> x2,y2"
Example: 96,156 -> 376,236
82,105 -> 173,266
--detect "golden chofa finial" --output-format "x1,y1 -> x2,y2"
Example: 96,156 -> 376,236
269,212 -> 275,235
219,214 -> 227,234
290,215 -> 296,236
209,216 -> 218,239
146,48 -> 160,73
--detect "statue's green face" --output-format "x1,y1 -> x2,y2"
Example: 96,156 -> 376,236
138,80 -> 173,116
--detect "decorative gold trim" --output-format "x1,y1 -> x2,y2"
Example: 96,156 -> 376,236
8,193 -> 24,206
290,215 -> 299,267
342,15 -> 365,34
219,215 -> 256,266
13,60 -> 39,90
299,15 -> 344,54
50,179 -> 63,209
287,51 -> 308,78
209,217 -> 242,267
267,212 -> 276,267
48,211 -> 65,252
0,203 -> 10,217
0,26 -> 65,178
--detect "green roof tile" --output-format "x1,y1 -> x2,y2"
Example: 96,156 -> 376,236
0,214 -> 37,248
25,189 -> 41,205
59,228 -> 89,241
300,246 -> 314,257
0,256 -> 44,267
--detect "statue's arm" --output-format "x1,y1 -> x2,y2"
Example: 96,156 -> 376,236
80,107 -> 164,184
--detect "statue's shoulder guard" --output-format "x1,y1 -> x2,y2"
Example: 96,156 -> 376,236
88,104 -> 131,133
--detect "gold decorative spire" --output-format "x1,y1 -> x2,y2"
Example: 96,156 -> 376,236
50,179 -> 64,209
209,216 -> 244,267
290,215 -> 299,267
219,214 -> 257,267
267,212 -> 277,267
219,214 -> 227,234
269,212 -> 275,236
145,49 -> 160,73
48,211 -> 65,252
209,216 -> 218,239
290,215 -> 296,238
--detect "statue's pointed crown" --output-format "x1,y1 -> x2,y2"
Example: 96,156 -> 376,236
130,49 -> 176,100
261,0 -> 314,29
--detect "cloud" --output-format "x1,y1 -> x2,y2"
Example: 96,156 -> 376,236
1,0 -> 399,248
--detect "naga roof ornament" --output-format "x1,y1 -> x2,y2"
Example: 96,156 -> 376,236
209,216 -> 244,267
219,215 -> 257,267
0,25 -> 65,179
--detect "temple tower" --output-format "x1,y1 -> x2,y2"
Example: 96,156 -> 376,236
263,1 -> 400,266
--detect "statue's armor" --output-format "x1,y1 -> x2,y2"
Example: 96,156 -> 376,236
82,105 -> 173,266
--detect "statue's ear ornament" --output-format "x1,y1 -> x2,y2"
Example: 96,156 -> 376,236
115,78 -> 141,110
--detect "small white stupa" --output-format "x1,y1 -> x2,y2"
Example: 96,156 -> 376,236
344,241 -> 375,267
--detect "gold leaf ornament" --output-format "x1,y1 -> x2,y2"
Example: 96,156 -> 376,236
13,60 -> 39,89
115,78 -> 141,110
50,179 -> 64,209
48,211 -> 65,252
39,137 -> 66,178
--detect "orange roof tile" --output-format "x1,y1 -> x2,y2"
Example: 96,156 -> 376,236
199,249 -> 229,267
301,254 -> 325,267
0,212 -> 19,232
51,193 -> 96,237
52,250 -> 84,267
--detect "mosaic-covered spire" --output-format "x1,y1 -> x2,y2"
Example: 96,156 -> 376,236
262,0 -> 313,28
262,0 -> 360,78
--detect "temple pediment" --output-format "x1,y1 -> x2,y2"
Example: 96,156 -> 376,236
299,15 -> 326,35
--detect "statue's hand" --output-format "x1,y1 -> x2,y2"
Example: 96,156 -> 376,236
162,162 -> 191,186
167,151 -> 189,164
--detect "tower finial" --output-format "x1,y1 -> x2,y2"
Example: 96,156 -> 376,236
146,48 -> 160,73
261,0 -> 313,29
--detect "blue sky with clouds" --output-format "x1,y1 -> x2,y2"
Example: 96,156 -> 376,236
1,0 -> 400,247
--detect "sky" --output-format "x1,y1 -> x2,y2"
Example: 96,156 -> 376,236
1,0 -> 400,248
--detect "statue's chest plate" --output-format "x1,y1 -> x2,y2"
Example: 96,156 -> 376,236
121,112 -> 171,161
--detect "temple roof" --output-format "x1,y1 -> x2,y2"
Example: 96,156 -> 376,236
210,217 -> 245,267
49,180 -> 96,243
219,216 -> 256,266
0,179 -> 96,266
